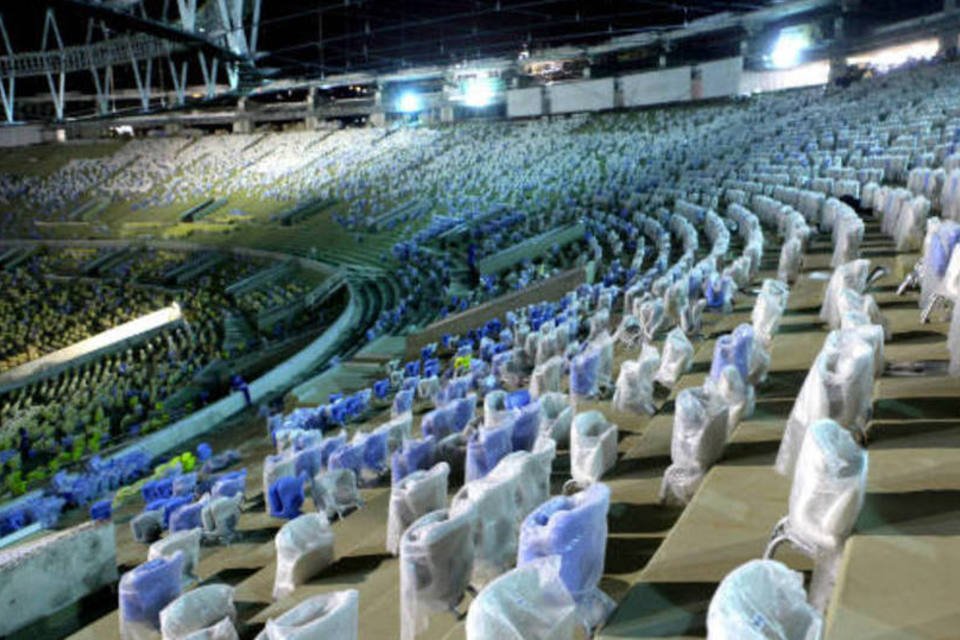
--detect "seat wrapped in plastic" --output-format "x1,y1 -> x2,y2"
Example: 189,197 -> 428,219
705,275 -> 734,312
570,345 -> 601,401
201,496 -> 241,543
149,528 -> 202,583
752,281 -> 789,349
660,387 -> 729,506
664,279 -> 689,325
310,468 -> 362,520
262,454 -> 296,506
387,462 -> 451,555
465,556 -> 577,640
488,439 -> 556,525
570,411 -> 618,485
483,390 -> 514,428
450,469 -> 518,586
539,392 -> 573,447
170,500 -> 206,533
920,219 -> 960,309
709,332 -> 750,384
893,195 -> 930,252
612,344 -> 660,416
393,388 -> 415,418
376,413 -> 413,454
211,470 -> 247,500
819,259 -> 870,328
159,584 -> 236,640
635,298 -> 665,342
706,559 -> 822,640
836,287 -> 890,340
119,554 -> 184,640
273,513 -> 335,600
517,483 -> 614,630
391,436 -> 436,483
680,298 -> 706,336
529,356 -> 564,398
839,311 -> 885,378
831,214 -> 864,268
507,398 -> 542,452
436,432 -> 468,481
775,331 -> 875,477
417,375 -> 440,406
268,475 -> 305,519
327,439 -> 364,477
132,509 -> 164,544
257,590 -> 359,640
466,422 -> 513,483
353,428 -> 390,477
399,508 -> 476,640
656,328 -> 694,389
777,237 -> 804,284
787,419 -> 867,553
706,364 -> 755,430
736,323 -> 770,386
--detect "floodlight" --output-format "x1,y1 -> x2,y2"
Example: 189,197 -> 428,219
771,30 -> 810,69
396,91 -> 423,113
463,78 -> 495,108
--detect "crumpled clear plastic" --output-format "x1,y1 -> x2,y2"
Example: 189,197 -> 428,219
417,376 -> 441,407
660,387 -> 729,506
705,364 -> 755,431
517,483 -> 614,631
273,513 -> 335,600
777,237 -> 804,284
487,439 -> 556,527
920,219 -> 960,310
391,436 -> 437,483
310,468 -> 363,520
570,411 -> 618,485
706,559 -> 822,640
181,616 -> 238,640
159,584 -> 236,640
570,345 -> 601,401
119,553 -> 184,640
775,330 -> 875,477
450,469 -> 518,586
539,392 -> 573,447
257,590 -> 359,640
819,259 -> 871,328
399,508 -> 476,640
149,528 -> 202,584
636,298 -> 666,342
709,331 -> 750,385
132,509 -> 164,544
436,432 -> 468,481
950,300 -> 960,377
680,298 -> 707,336
529,356 -> 564,398
263,454 -> 296,507
201,496 -> 241,544
788,419 -> 867,554
612,344 -> 660,415
483,391 -> 514,428
893,195 -> 930,252
664,279 -> 689,325
466,422 -> 513,483
836,287 -> 890,340
387,462 -> 450,556
830,212 -> 864,268
465,555 -> 577,640
752,280 -> 789,349
656,328 -> 694,388
839,311 -> 885,378
612,314 -> 645,349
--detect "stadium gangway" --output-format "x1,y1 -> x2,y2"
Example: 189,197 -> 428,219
81,246 -> 134,276
225,260 -> 295,297
271,196 -> 339,227
171,253 -> 227,285
367,198 -> 432,233
478,222 -> 586,275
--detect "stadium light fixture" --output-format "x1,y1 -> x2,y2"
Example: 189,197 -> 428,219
396,91 -> 424,113
770,29 -> 810,69
463,77 -> 496,108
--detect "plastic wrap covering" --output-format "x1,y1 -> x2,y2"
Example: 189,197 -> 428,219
180,616 -> 238,640
732,323 -> 769,386
149,528 -> 202,582
387,463 -> 451,556
310,469 -> 362,520
836,288 -> 890,340
840,312 -> 885,378
391,436 -> 437,483
831,213 -> 864,268
268,476 -> 305,519
257,590 -> 359,640
752,282 -> 788,349
436,432 -> 468,481
201,496 -> 241,543
656,328 -> 694,389
160,584 -> 236,640
465,556 -> 577,640
170,500 -> 206,533
788,419 -> 867,553
530,356 -> 564,398
819,259 -> 870,328
894,195 -> 930,252
132,510 -> 164,543
422,395 -> 477,439
709,332 -> 749,384
273,513 -> 335,600
636,298 -> 666,342
262,455 -> 296,507
707,364 -> 755,430
417,376 -> 441,406
570,344 -> 601,401
119,554 -> 184,640
488,439 -> 556,525
393,389 -> 415,418
466,422 -> 512,483
613,314 -> 645,350
209,470 -> 245,501
950,302 -> 960,377
539,392 -> 573,446
570,411 -> 618,485
775,331 -> 875,477
517,483 -> 613,630
660,388 -> 729,506
451,470 -> 519,585
612,344 -> 660,415
399,508 -> 475,640
945,244 -> 960,300
664,279 -> 689,324
377,413 -> 413,453
680,299 -> 707,336
507,398 -> 542,452
705,275 -> 734,313
777,237 -> 803,284
483,391 -> 514,428
921,219 -> 960,309
706,559 -> 822,640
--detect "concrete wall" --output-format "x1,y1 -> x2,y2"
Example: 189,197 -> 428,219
506,87 -> 544,118
0,125 -> 44,148
698,57 -> 744,99
0,521 -> 117,636
406,267 -> 585,358
548,78 -> 615,115
620,67 -> 692,107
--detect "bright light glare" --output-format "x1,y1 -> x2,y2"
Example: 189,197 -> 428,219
847,39 -> 940,71
396,91 -> 423,113
771,31 -> 810,69
463,78 -> 495,107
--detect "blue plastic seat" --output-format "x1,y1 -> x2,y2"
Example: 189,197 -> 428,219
268,475 -> 305,519
509,399 -> 541,452
391,436 -> 436,483
211,469 -> 247,499
465,423 -> 513,482
169,500 -> 204,532
89,499 -> 112,522
119,554 -> 184,633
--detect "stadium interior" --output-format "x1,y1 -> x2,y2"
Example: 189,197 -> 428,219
1,0 -> 960,638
